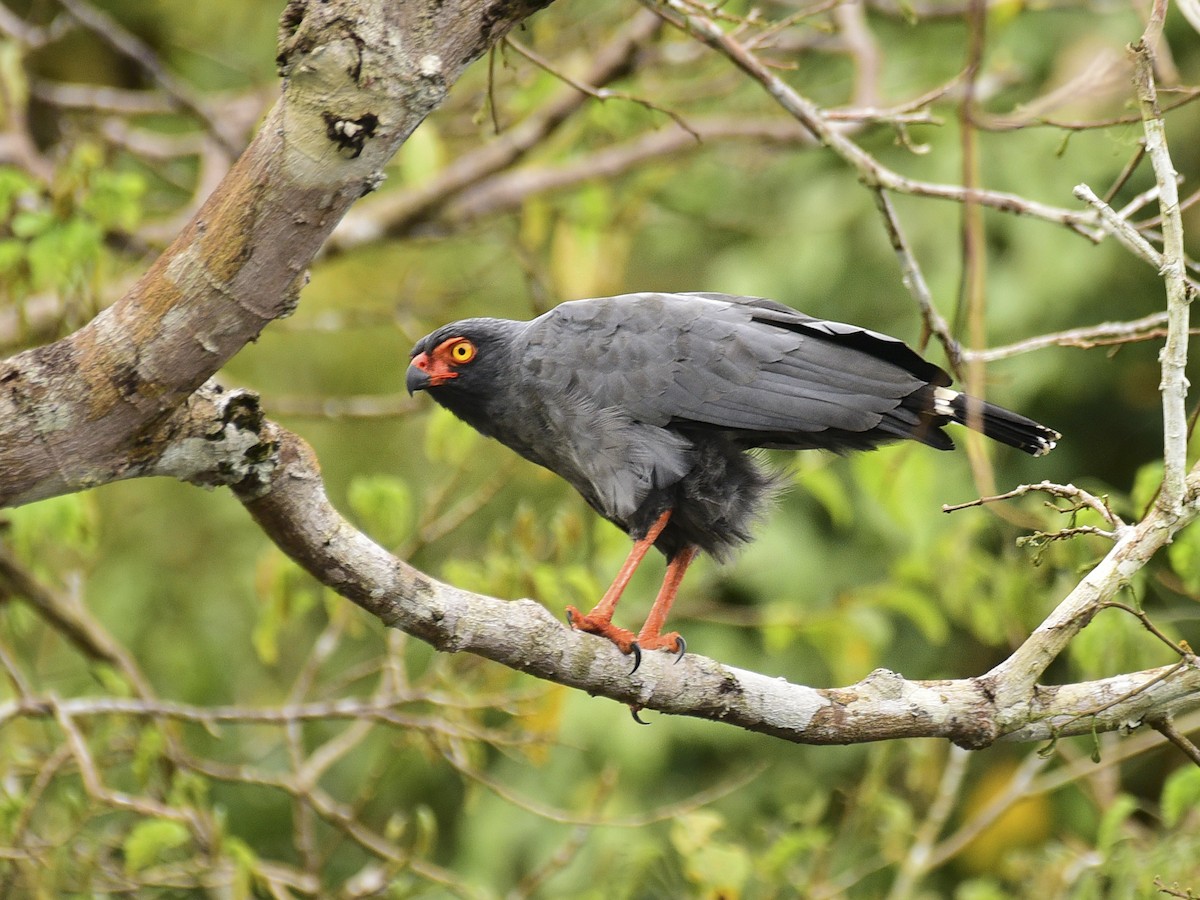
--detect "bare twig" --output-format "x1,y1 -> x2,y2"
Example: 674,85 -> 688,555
53,702 -> 209,838
964,311 -> 1173,362
1100,601 -> 1194,658
645,0 -> 1101,237
873,188 -> 963,372
923,751 -> 1048,869
328,9 -> 664,253
1149,717 -> 1200,768
1074,183 -> 1170,272
885,746 -> 970,900
504,35 -> 699,140
1155,876 -> 1200,899
55,0 -> 241,157
1130,27 -> 1193,514
943,480 -> 1127,531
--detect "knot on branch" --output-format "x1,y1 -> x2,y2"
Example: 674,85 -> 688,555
151,382 -> 279,496
324,111 -> 380,159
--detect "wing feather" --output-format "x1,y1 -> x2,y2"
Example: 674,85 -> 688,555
522,291 -> 946,450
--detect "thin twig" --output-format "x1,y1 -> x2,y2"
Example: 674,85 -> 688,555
943,480 -> 1127,530
873,188 -> 963,372
1074,183 -> 1169,271
645,0 -> 1101,237
55,0 -> 240,157
504,36 -> 700,140
1150,717 -> 1200,767
1130,25 -> 1193,514
885,746 -> 970,900
963,311 -> 1173,362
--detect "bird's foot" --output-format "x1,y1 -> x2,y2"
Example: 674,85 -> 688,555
565,606 -> 637,651
566,610 -> 686,673
565,606 -> 642,671
635,630 -> 686,664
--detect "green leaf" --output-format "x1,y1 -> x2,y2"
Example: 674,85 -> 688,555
797,463 -> 854,529
8,493 -> 98,575
123,818 -> 190,874
222,835 -> 259,900
670,811 -> 751,894
80,170 -> 146,232
1130,461 -> 1164,515
1167,523 -> 1200,594
423,405 -> 480,466
10,208 -> 54,239
132,727 -> 167,787
1095,793 -> 1137,852
0,238 -> 25,277
398,123 -> 445,186
0,166 -> 38,221
252,554 -> 316,666
28,218 -> 102,291
1161,765 -> 1200,828
347,473 -> 413,548
861,584 -> 950,645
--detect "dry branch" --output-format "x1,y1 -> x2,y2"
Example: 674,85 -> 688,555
92,382 -> 1192,749
0,0 -> 1197,761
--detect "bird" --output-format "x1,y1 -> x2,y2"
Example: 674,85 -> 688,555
406,291 -> 1059,670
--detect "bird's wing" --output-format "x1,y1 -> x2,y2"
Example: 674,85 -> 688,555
525,293 -> 948,442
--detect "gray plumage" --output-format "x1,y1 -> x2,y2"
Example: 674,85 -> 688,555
407,292 -> 1059,562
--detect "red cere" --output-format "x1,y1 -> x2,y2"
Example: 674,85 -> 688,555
413,347 -> 459,386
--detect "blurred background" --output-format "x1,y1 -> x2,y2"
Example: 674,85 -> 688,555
1,0 -> 1199,895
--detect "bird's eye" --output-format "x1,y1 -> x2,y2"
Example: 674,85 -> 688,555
449,339 -> 476,364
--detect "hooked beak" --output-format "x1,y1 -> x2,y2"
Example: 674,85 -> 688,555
406,355 -> 431,395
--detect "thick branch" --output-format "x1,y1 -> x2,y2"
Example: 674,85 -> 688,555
326,8 -> 663,253
134,387 -> 1200,748
0,0 -> 551,508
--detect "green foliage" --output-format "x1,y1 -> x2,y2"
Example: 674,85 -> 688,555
5,492 -> 98,581
670,810 -> 752,895
123,818 -> 191,874
0,147 -> 144,316
1161,765 -> 1200,829
3,0 -> 1200,897
348,473 -> 415,549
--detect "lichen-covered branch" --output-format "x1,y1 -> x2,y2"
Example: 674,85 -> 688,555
0,0 -> 551,508
127,386 -> 1198,748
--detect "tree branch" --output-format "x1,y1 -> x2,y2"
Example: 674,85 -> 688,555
118,384 -> 1197,748
0,0 -> 552,507
1130,27 -> 1193,515
643,0 -> 1101,236
1,0 -> 1198,758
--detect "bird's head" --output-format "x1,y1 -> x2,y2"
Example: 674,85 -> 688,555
406,318 -> 524,416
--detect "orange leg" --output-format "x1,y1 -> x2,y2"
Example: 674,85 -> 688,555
635,545 -> 697,656
566,509 -> 672,655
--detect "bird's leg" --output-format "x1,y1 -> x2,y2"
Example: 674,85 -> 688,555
565,508 -> 672,656
635,545 -> 697,658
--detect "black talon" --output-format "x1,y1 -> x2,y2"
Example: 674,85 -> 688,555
628,642 -> 642,675
565,608 -> 575,625
630,706 -> 650,725
673,636 -> 686,663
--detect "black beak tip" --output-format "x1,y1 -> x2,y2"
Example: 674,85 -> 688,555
405,365 -> 429,396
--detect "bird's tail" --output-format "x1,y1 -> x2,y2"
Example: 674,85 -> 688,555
934,387 -> 1060,457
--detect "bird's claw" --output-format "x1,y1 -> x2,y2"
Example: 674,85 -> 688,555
566,606 -> 642,669
566,608 -> 683,672
630,705 -> 650,725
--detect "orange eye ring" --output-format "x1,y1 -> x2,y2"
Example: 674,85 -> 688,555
448,339 -> 476,364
